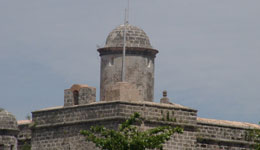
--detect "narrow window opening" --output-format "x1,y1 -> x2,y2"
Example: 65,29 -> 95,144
10,145 -> 14,150
73,90 -> 79,105
148,59 -> 151,68
146,58 -> 151,68
146,58 -> 149,66
109,57 -> 114,66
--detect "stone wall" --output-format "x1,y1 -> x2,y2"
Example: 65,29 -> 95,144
29,101 -> 259,150
196,118 -> 258,149
99,52 -> 156,102
17,120 -> 32,150
31,121 -> 119,150
31,101 -> 197,150
0,135 -> 17,150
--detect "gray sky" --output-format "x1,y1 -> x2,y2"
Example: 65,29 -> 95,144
0,0 -> 259,124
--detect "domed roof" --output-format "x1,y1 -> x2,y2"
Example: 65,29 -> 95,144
0,108 -> 18,131
105,24 -> 152,49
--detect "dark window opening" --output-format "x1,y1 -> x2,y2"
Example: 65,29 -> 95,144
0,145 -> 4,150
73,90 -> 79,105
10,145 -> 14,150
146,58 -> 151,68
109,57 -> 114,66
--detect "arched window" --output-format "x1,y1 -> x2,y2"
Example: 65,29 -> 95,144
73,90 -> 79,105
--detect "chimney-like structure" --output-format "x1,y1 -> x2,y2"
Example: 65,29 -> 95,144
98,24 -> 158,102
64,84 -> 96,107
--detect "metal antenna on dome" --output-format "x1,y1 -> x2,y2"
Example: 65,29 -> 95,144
122,0 -> 129,82
126,0 -> 129,24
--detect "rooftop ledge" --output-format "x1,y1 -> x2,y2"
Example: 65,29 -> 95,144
31,101 -> 259,130
18,120 -> 32,125
32,100 -> 197,113
197,117 -> 260,129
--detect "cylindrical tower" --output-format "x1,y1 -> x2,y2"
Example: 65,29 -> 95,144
98,24 -> 158,102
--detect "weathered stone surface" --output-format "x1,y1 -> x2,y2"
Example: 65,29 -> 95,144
98,24 -> 158,102
160,90 -> 172,104
104,82 -> 142,101
105,24 -> 152,49
17,120 -> 32,150
64,84 -> 96,107
198,117 -> 260,129
29,100 -> 260,150
99,53 -> 156,102
0,136 -> 17,150
0,109 -> 18,150
30,101 -> 198,150
0,109 -> 18,131
196,117 -> 259,149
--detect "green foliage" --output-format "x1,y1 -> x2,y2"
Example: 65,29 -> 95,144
21,142 -> 31,150
160,110 -> 176,122
248,122 -> 260,150
255,122 -> 260,150
80,112 -> 183,150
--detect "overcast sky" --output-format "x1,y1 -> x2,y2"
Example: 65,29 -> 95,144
0,0 -> 259,124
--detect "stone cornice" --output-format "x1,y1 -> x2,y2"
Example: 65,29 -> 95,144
31,116 -> 197,131
97,47 -> 159,57
32,100 -> 197,113
197,117 -> 260,130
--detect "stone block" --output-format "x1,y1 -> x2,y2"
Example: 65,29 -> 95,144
64,84 -> 96,107
64,89 -> 73,107
79,86 -> 96,105
104,82 -> 142,102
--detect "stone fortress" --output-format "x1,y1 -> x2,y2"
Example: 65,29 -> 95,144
1,24 -> 260,150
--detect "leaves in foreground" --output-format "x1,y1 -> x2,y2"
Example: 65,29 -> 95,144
255,122 -> 260,150
247,122 -> 260,150
80,112 -> 183,150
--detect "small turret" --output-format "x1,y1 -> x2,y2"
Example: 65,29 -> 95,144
98,24 -> 158,102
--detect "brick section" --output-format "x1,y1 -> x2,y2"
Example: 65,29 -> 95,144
196,122 -> 256,149
31,101 -> 197,150
64,84 -> 96,107
0,135 -> 17,150
17,121 -> 32,150
30,101 -> 260,150
32,101 -> 196,127
31,121 -> 118,150
104,82 -> 142,102
0,109 -> 18,150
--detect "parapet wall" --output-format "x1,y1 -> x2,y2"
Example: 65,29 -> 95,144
196,117 -> 259,149
32,101 -> 197,128
31,101 -> 198,150
29,101 -> 259,150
